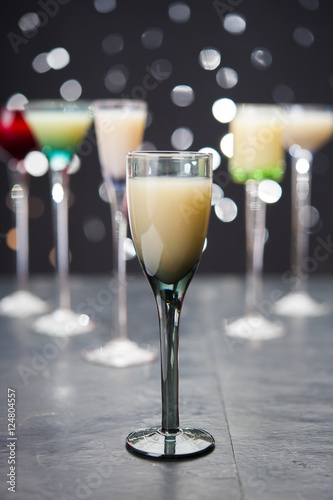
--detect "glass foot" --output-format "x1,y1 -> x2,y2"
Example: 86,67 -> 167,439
82,338 -> 157,368
0,290 -> 49,318
224,313 -> 285,341
274,291 -> 331,317
126,426 -> 215,459
32,308 -> 96,337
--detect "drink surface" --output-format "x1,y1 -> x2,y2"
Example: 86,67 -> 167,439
229,110 -> 285,183
25,109 -> 92,153
128,176 -> 212,284
94,108 -> 146,180
283,109 -> 333,152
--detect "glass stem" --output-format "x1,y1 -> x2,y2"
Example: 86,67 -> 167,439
245,180 -> 266,316
107,180 -> 128,341
155,288 -> 181,433
12,165 -> 30,292
51,169 -> 71,310
290,152 -> 312,293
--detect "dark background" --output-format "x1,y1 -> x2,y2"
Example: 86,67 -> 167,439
1,0 -> 333,278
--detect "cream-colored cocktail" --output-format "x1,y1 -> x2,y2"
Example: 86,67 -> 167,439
229,105 -> 285,183
93,105 -> 147,180
128,176 -> 211,284
283,106 -> 333,152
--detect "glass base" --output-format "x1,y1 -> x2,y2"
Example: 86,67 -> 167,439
274,291 -> 331,317
0,290 -> 49,318
126,426 -> 215,459
82,338 -> 157,368
224,313 -> 285,341
32,308 -> 96,337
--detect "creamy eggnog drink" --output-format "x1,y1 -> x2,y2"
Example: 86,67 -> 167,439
283,106 -> 333,152
127,176 -> 212,284
229,105 -> 285,183
93,103 -> 147,180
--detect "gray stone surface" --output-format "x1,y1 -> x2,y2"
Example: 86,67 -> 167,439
0,275 -> 332,499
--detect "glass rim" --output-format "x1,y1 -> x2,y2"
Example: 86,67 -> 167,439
127,150 -> 213,159
24,99 -> 92,110
90,99 -> 147,111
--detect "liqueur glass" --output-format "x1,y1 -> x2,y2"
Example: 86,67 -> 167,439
125,151 -> 215,459
83,99 -> 156,367
0,105 -> 49,317
274,105 -> 333,316
225,104 -> 286,340
25,99 -> 95,336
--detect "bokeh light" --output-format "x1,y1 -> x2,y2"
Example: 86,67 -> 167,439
60,80 -> 82,101
102,34 -> 124,55
223,13 -> 246,34
18,12 -> 40,32
94,0 -> 117,13
47,47 -> 70,70
171,127 -> 193,149
32,53 -> 50,74
168,2 -> 191,23
258,180 -> 282,204
83,217 -> 106,243
215,198 -> 238,222
251,48 -> 273,70
293,27 -> 314,47
212,98 -> 237,123
216,67 -> 238,89
171,85 -> 195,107
220,133 -> 233,158
6,228 -> 17,251
24,151 -> 49,177
198,48 -> 221,70
104,66 -> 128,93
141,28 -> 163,49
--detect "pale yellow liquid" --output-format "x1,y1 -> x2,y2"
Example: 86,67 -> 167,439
128,177 -> 212,284
283,108 -> 333,152
229,107 -> 285,183
94,108 -> 146,179
25,110 -> 92,151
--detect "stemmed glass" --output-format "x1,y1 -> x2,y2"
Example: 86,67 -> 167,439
274,105 -> 333,316
24,100 -> 95,336
0,105 -> 49,317
83,99 -> 156,367
224,104 -> 286,341
125,151 -> 215,459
